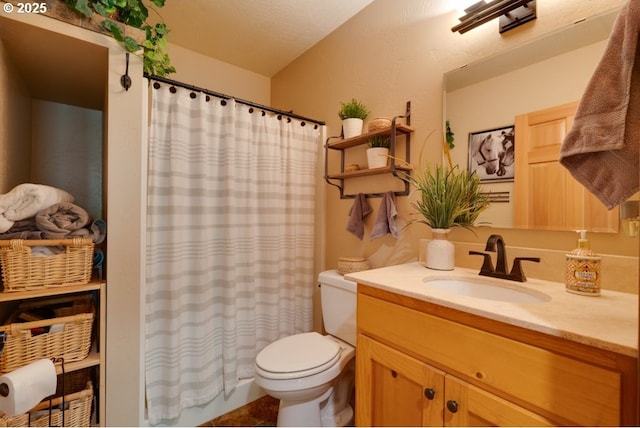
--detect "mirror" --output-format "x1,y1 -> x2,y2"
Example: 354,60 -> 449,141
444,8 -> 621,231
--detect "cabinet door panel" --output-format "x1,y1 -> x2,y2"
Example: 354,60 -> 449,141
513,101 -> 618,232
356,334 -> 444,426
444,375 -> 555,427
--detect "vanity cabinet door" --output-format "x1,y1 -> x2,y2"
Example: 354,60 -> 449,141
356,334 -> 445,426
443,375 -> 555,427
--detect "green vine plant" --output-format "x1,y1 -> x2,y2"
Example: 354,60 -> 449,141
64,0 -> 176,76
445,120 -> 455,150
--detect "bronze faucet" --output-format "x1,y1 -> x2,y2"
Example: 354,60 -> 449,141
469,234 -> 540,282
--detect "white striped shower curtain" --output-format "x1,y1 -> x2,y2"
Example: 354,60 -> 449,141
145,82 -> 319,424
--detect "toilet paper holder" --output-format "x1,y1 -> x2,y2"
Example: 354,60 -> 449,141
0,357 -> 66,424
0,356 -> 63,397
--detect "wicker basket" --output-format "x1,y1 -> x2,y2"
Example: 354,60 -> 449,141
0,296 -> 95,373
0,381 -> 93,427
337,257 -> 370,275
0,238 -> 94,292
368,117 -> 392,132
54,367 -> 92,398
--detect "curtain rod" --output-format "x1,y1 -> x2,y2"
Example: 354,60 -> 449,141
146,74 -> 326,126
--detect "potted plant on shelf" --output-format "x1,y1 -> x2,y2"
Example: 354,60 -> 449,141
338,98 -> 369,138
366,135 -> 391,169
406,164 -> 488,270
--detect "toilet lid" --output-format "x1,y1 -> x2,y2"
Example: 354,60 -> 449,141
256,332 -> 340,376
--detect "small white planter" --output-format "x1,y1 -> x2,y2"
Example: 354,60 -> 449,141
366,147 -> 389,169
425,228 -> 455,271
342,118 -> 364,138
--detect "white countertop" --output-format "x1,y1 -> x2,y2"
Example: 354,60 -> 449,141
346,262 -> 638,358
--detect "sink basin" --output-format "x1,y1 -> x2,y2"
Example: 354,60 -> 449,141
423,276 -> 551,303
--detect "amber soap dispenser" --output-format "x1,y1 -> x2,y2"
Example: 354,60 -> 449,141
565,230 -> 601,296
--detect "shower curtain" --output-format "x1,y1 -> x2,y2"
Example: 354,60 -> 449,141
145,81 -> 320,424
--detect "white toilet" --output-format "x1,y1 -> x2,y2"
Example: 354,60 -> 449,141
254,270 -> 357,427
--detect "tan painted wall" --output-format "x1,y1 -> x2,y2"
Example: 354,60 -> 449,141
272,0 -> 637,293
165,43 -> 271,105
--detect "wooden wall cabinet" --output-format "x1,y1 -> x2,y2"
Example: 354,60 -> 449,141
356,286 -> 637,426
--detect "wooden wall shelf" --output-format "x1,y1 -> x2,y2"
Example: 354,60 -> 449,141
324,101 -> 413,199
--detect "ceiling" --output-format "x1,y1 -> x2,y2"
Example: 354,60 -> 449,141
152,0 -> 375,77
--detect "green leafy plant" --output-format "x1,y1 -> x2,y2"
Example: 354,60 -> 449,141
338,98 -> 370,120
368,135 -> 390,149
406,164 -> 488,230
445,120 -> 455,149
64,0 -> 176,76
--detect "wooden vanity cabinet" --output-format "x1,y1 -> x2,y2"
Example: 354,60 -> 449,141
355,285 -> 638,427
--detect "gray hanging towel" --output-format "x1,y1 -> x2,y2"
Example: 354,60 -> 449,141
371,192 -> 399,239
559,0 -> 640,209
347,193 -> 372,240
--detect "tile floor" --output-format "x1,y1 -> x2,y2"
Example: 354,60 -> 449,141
200,395 -> 279,427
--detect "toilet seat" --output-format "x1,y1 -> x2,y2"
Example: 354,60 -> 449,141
256,332 -> 341,380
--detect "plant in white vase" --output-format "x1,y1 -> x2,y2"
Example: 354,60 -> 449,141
338,98 -> 369,138
366,135 -> 391,169
406,164 -> 488,270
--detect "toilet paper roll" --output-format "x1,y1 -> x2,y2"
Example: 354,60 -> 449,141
0,359 -> 57,417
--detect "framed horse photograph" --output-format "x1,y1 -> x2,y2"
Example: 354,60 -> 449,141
468,125 -> 515,182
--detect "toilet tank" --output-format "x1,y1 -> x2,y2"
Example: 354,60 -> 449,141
319,270 -> 357,346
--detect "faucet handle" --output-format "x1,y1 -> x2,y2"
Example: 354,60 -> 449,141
469,251 -> 494,275
509,257 -> 541,282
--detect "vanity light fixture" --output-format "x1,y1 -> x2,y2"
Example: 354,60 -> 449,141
452,0 -> 537,34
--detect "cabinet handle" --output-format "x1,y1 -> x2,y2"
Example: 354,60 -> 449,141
390,370 -> 398,378
446,400 -> 459,413
424,388 -> 436,400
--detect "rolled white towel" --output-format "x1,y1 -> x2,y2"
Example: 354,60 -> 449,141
0,184 -> 75,228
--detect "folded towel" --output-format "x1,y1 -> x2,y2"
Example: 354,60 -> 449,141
0,184 -> 75,232
371,192 -> 399,239
559,0 -> 640,209
31,246 -> 65,256
0,218 -> 44,240
347,193 -> 372,240
89,219 -> 107,244
35,202 -> 92,239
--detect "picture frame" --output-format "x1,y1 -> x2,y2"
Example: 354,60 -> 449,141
468,125 -> 515,183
